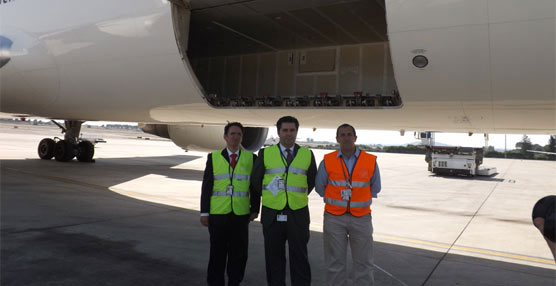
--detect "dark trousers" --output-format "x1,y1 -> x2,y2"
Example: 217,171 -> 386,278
262,206 -> 311,286
207,213 -> 249,286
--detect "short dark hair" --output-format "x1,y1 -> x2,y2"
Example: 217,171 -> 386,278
224,122 -> 244,135
336,123 -> 356,137
276,116 -> 299,132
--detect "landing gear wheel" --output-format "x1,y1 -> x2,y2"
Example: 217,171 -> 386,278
54,140 -> 75,162
38,138 -> 55,160
76,141 -> 95,162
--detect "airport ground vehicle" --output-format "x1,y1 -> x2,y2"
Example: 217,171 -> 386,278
425,146 -> 497,176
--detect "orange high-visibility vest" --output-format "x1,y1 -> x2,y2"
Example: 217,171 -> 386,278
323,150 -> 376,217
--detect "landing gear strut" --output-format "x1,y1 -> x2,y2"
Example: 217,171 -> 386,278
37,120 -> 95,162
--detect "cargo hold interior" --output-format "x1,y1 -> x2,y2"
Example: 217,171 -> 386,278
173,0 -> 401,109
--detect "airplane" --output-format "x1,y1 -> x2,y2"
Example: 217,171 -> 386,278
527,150 -> 556,156
1,0 -> 554,162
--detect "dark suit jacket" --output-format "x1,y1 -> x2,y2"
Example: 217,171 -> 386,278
200,149 -> 258,214
250,144 -> 317,227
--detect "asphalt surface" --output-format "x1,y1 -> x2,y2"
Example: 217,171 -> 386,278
1,123 -> 555,285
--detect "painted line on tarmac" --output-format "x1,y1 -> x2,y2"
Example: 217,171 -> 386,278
2,167 -> 197,210
4,166 -> 412,285
373,263 -> 409,286
420,160 -> 553,285
300,222 -> 555,266
6,167 -> 553,267
375,233 -> 555,266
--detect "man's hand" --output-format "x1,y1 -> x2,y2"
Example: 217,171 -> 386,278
249,213 -> 258,222
200,216 -> 209,227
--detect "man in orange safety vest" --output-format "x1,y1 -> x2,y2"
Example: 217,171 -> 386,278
315,123 -> 381,286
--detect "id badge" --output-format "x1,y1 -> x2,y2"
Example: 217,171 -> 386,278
226,184 -> 234,196
277,179 -> 286,191
341,189 -> 352,201
277,214 -> 288,222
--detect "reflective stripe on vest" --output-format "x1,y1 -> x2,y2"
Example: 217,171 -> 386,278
210,150 -> 253,215
265,167 -> 308,176
323,150 -> 376,217
212,191 -> 250,197
213,173 -> 251,181
327,179 -> 371,188
324,197 -> 373,208
262,145 -> 311,210
263,185 -> 308,193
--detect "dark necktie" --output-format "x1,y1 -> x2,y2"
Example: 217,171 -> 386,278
230,153 -> 237,168
286,148 -> 293,165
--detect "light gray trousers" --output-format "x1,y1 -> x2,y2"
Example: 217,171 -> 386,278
323,212 -> 374,286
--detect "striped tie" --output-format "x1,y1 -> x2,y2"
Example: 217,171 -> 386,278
286,149 -> 293,165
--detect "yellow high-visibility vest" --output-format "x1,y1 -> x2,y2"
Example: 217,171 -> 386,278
210,150 -> 253,215
262,145 -> 310,210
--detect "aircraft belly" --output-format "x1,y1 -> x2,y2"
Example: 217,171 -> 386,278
147,104 -> 470,132
0,0 -> 553,134
385,0 -> 489,33
1,0 -> 202,122
490,17 -> 556,131
0,28 -> 60,111
385,0 -> 555,133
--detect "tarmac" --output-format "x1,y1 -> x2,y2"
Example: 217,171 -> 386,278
1,123 -> 555,286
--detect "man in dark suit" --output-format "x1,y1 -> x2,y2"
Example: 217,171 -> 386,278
200,122 -> 258,286
250,116 -> 317,286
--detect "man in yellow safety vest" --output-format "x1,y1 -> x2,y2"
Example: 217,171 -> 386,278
200,122 -> 258,286
251,116 -> 317,286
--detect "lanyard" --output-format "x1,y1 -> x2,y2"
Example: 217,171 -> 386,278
339,153 -> 359,189
228,151 -> 239,185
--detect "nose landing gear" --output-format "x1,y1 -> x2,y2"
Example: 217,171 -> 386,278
37,120 -> 95,162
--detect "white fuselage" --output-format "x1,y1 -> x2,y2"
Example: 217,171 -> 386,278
1,0 -> 554,133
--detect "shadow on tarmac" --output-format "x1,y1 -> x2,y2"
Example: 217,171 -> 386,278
1,158 -> 554,286
2,154 -> 204,185
429,174 -> 505,182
